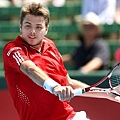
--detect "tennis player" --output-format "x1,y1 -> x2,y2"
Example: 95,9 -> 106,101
3,2 -> 120,120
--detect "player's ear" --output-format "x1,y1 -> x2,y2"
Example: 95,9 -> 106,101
45,25 -> 49,35
45,30 -> 48,35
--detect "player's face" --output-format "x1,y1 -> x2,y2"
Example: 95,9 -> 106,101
20,14 -> 48,49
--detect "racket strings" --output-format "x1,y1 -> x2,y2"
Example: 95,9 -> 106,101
110,74 -> 120,87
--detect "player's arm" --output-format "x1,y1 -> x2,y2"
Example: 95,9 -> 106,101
20,60 -> 61,93
66,73 -> 89,89
20,60 -> 74,101
66,73 -> 120,102
20,60 -> 50,86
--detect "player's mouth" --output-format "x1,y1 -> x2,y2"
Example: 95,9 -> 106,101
28,36 -> 36,39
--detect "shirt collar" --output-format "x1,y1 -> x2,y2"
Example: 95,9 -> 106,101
15,35 -> 50,54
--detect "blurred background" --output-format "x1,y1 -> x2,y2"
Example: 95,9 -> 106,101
0,0 -> 120,119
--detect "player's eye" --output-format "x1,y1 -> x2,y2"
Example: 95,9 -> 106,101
36,26 -> 42,30
25,25 -> 31,29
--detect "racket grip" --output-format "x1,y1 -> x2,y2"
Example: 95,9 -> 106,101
73,88 -> 86,96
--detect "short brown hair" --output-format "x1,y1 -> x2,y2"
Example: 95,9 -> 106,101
20,2 -> 50,26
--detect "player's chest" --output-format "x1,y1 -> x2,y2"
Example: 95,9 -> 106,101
27,50 -> 61,69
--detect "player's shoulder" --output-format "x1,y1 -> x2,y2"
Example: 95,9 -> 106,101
3,41 -> 16,51
3,36 -> 23,53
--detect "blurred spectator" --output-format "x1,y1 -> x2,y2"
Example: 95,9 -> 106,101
10,0 -> 51,7
52,0 -> 66,7
114,0 -> 120,24
62,12 -> 110,74
10,0 -> 66,7
108,0 -> 120,65
81,0 -> 116,25
114,48 -> 120,62
0,0 -> 11,7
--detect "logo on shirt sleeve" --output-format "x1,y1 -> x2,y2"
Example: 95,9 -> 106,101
7,47 -> 24,66
7,47 -> 22,56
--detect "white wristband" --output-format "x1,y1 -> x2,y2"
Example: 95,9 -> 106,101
43,78 -> 60,94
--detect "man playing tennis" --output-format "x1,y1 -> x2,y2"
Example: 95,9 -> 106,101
3,2 -> 120,120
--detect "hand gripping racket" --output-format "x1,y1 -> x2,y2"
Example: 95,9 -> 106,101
73,63 -> 120,96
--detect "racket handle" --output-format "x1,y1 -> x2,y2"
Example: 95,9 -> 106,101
73,88 -> 86,96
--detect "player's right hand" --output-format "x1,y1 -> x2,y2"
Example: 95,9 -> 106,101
53,85 -> 74,101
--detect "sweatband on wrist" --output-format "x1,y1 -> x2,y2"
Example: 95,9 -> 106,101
43,78 -> 60,94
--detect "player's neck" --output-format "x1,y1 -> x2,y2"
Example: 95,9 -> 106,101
31,41 -> 43,52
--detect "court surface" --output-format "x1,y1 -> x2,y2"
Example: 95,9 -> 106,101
0,90 -> 120,120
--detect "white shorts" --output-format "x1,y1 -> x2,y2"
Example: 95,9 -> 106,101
68,111 -> 90,120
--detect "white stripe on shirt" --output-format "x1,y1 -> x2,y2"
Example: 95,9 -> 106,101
12,51 -> 24,66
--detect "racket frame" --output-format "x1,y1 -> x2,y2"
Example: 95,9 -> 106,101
74,63 -> 120,96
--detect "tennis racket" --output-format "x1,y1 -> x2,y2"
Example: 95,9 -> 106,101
73,63 -> 120,97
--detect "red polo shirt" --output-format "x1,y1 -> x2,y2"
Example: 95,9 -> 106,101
3,35 -> 75,120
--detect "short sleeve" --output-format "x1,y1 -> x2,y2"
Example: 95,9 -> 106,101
3,44 -> 29,72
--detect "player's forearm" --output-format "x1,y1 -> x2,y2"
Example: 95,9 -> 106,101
71,79 -> 89,89
20,60 -> 61,94
66,74 -> 89,89
20,60 -> 49,87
